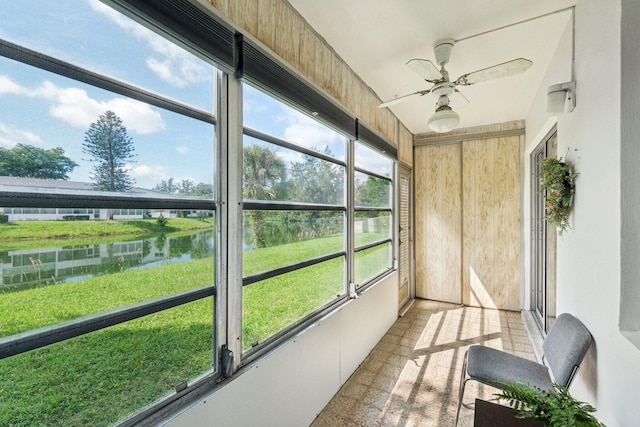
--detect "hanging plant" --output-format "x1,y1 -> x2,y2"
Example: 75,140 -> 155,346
539,157 -> 578,234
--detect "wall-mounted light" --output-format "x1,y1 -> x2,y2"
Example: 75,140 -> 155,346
547,81 -> 576,114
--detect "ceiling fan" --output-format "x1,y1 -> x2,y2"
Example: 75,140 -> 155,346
379,38 -> 533,133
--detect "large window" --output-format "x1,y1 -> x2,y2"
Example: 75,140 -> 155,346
0,1 -> 396,425
0,2 -> 216,426
354,141 -> 394,285
241,85 -> 347,352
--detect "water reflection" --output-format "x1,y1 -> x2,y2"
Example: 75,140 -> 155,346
0,231 -> 213,292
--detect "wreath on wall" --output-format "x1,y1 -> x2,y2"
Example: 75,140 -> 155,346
539,157 -> 578,234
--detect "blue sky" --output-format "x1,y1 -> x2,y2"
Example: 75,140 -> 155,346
0,0 -> 389,190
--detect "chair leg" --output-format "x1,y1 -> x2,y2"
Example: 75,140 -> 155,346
454,350 -> 470,427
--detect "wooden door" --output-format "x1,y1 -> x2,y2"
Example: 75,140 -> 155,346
415,143 -> 462,303
414,135 -> 521,310
462,137 -> 521,310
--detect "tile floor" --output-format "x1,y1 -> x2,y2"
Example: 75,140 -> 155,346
310,300 -> 538,427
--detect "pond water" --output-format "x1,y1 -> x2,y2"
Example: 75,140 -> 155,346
0,230 -> 214,292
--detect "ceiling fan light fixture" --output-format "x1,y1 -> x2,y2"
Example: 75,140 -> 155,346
428,106 -> 460,133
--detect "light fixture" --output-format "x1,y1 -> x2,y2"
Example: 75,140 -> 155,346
428,105 -> 460,133
428,85 -> 460,133
547,81 -> 576,114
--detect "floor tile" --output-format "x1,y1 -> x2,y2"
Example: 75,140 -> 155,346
309,300 -> 537,427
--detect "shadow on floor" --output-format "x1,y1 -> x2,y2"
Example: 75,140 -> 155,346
310,300 -> 537,427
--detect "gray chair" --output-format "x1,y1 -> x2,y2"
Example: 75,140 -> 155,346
453,313 -> 592,426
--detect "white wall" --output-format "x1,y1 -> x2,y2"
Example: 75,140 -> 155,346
162,273 -> 398,427
525,1 -> 640,425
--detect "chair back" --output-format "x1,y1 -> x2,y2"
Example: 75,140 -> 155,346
543,313 -> 592,387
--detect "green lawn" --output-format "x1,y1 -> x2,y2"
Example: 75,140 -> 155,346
0,226 -> 391,426
0,258 -> 214,338
0,217 -> 213,241
0,299 -> 214,427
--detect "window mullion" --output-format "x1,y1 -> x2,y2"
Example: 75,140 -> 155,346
346,139 -> 355,295
225,74 -> 244,370
214,70 -> 227,375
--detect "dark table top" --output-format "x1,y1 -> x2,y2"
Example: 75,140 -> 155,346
474,399 -> 545,427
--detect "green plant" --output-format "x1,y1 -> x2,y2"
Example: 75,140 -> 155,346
494,382 -> 606,427
156,214 -> 168,228
538,157 -> 578,234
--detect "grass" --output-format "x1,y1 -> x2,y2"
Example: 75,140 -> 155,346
243,234 -> 343,276
0,257 -> 215,426
0,227 -> 391,426
0,299 -> 213,427
242,234 -> 390,347
0,258 -> 214,337
243,257 -> 344,348
0,217 -> 213,241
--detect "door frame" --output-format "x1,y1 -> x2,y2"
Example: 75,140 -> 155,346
530,126 -> 558,333
398,164 -> 415,312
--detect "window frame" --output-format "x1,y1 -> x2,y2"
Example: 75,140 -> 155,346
0,36 -> 219,357
352,141 -> 396,288
0,11 -> 222,424
0,0 -> 400,424
238,83 -> 351,361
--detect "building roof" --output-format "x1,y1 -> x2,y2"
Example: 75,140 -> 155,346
0,176 -> 151,193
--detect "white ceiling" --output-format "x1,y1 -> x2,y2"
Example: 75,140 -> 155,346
287,0 -> 576,135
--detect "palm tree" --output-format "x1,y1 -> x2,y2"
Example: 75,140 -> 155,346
243,145 -> 286,248
243,145 -> 286,200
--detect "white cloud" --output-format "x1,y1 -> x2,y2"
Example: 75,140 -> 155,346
175,145 -> 189,154
0,75 -> 166,135
126,164 -> 168,181
283,110 -> 340,148
0,75 -> 27,96
88,0 -> 210,88
0,123 -> 44,148
279,149 -> 304,166
355,142 -> 392,175
243,86 -> 270,115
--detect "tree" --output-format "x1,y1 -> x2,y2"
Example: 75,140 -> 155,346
289,148 -> 342,204
176,178 -> 194,195
0,143 -> 77,179
83,110 -> 136,191
153,178 -> 177,194
355,175 -> 390,208
242,145 -> 286,248
284,148 -> 344,240
191,182 -> 213,198
153,178 -> 213,198
243,145 -> 286,200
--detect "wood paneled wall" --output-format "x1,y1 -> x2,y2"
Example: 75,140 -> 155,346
414,132 -> 521,310
462,137 -> 521,310
415,144 -> 462,303
206,0 -> 412,160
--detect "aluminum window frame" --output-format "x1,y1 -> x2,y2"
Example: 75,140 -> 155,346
0,16 -> 223,424
0,34 -> 219,354
1,0 -> 400,423
238,85 -> 351,359
352,141 -> 396,289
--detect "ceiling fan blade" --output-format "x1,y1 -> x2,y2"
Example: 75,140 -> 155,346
406,59 -> 443,82
450,89 -> 470,109
379,89 -> 430,108
454,58 -> 533,86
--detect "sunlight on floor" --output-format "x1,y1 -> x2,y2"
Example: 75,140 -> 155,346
310,300 -> 537,427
